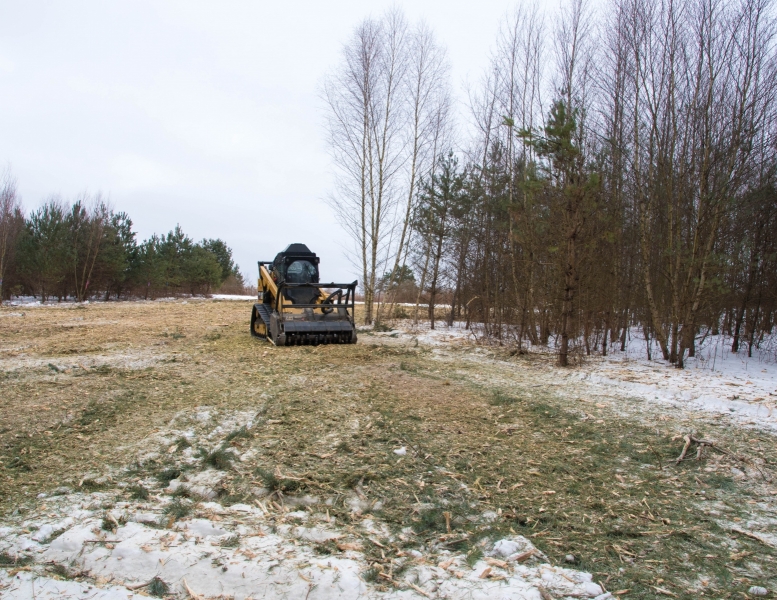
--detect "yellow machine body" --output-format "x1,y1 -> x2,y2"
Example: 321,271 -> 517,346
250,244 -> 357,346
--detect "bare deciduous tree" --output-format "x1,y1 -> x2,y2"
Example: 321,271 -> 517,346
324,9 -> 455,325
0,169 -> 24,302
319,0 -> 777,367
323,10 -> 410,324
378,21 -> 452,324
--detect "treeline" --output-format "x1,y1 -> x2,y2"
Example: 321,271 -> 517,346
0,176 -> 245,302
325,0 -> 777,367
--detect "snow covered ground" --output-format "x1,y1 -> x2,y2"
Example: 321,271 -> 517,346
382,321 -> 777,432
584,335 -> 777,430
0,409 -> 609,600
211,294 -> 257,301
3,294 -> 257,307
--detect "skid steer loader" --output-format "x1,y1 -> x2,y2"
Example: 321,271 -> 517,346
250,244 -> 358,346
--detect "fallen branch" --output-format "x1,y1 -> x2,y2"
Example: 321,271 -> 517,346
376,571 -> 431,597
407,582 -> 432,598
183,578 -> 204,600
125,579 -> 153,590
441,535 -> 469,547
675,435 -> 767,479
652,585 -> 678,597
273,466 -> 305,481
731,526 -> 777,549
538,586 -> 555,600
510,549 -> 536,563
675,436 -> 692,464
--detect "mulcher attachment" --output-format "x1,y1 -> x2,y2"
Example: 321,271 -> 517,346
250,244 -> 358,346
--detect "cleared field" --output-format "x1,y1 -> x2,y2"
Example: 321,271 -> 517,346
0,300 -> 775,599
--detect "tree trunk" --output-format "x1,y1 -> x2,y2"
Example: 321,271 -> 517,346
559,222 -> 578,367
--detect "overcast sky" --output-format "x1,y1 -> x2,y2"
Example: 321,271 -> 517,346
0,1 -> 553,283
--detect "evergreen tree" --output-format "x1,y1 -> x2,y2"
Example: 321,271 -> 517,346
201,238 -> 240,284
521,100 -> 600,366
183,245 -> 223,294
99,211 -> 138,299
414,152 -> 465,328
18,200 -> 70,301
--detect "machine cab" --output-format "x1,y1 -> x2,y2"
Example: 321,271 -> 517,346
270,244 -> 321,304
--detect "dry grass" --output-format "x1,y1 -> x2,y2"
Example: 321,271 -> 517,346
1,299 -> 775,599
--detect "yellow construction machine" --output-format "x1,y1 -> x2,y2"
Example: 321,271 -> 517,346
250,244 -> 358,346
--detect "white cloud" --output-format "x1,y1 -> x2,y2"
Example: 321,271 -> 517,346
110,153 -> 182,191
0,0 -> 554,279
0,54 -> 14,73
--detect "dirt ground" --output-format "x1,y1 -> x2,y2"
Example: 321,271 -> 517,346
1,299 -> 776,599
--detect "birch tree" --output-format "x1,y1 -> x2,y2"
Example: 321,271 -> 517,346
494,5 -> 546,345
323,10 -> 409,324
0,170 -> 23,302
378,22 -> 452,324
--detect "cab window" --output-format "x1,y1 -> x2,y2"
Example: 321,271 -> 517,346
286,260 -> 317,283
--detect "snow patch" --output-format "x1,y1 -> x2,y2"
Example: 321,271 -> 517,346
0,403 -> 607,599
